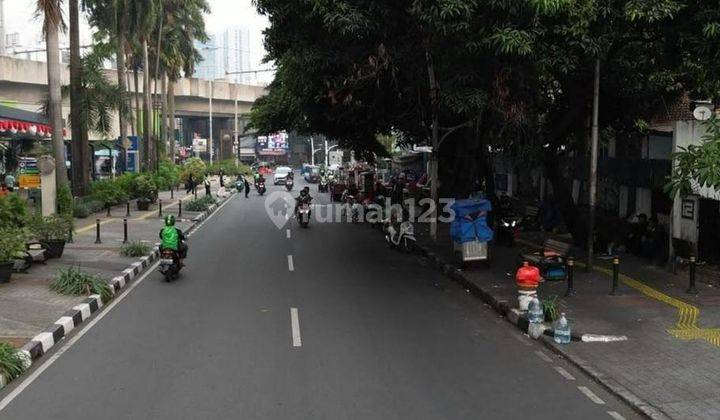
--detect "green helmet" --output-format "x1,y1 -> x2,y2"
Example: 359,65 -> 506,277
164,215 -> 176,226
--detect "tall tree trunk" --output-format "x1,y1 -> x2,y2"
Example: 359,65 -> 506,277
142,39 -> 153,172
168,79 -> 176,162
46,18 -> 68,190
69,0 -> 84,195
116,33 -> 128,167
161,73 -> 168,160
128,70 -> 135,137
426,50 -> 440,242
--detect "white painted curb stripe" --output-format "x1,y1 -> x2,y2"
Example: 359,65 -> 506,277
89,294 -> 102,309
73,303 -> 91,321
54,317 -> 75,335
290,307 -> 302,347
33,332 -> 54,354
578,386 -> 605,404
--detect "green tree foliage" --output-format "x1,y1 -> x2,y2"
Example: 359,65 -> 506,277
666,117 -> 720,199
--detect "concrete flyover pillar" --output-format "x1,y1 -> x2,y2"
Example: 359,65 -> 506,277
38,155 -> 57,216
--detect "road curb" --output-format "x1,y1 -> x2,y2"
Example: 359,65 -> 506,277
0,193 -> 232,390
414,240 -> 663,420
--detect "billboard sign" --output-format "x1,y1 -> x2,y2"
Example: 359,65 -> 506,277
257,132 -> 288,156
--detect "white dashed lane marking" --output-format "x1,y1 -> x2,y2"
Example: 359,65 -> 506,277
290,307 -> 302,347
534,350 -> 552,363
578,386 -> 606,405
553,366 -> 576,381
606,411 -> 625,420
287,255 -> 294,271
286,229 -> 291,239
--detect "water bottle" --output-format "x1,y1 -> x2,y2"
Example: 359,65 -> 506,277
527,296 -> 543,324
554,313 -> 571,344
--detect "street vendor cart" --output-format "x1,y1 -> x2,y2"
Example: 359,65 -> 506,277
451,198 -> 493,267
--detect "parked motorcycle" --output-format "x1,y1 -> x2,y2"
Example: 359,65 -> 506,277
385,218 -> 416,253
285,177 -> 294,191
496,213 -> 521,246
159,249 -> 182,281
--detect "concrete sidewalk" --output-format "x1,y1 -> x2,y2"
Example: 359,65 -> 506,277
415,222 -> 720,419
0,181 -> 225,350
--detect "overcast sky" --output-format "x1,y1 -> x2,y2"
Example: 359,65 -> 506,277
4,0 -> 269,51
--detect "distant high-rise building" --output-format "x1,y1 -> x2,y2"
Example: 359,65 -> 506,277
221,26 -> 252,84
194,35 -> 224,81
194,26 -> 273,86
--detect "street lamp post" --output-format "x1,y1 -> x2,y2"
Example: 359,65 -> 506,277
209,79 -> 214,165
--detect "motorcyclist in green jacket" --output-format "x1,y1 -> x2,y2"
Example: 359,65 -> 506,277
159,215 -> 187,264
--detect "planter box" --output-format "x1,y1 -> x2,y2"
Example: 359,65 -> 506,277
44,240 -> 66,258
0,261 -> 13,283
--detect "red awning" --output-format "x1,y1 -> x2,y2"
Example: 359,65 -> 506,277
0,119 -> 66,139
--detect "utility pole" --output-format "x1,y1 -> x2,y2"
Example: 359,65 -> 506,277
209,79 -> 214,165
587,59 -> 600,271
234,82 -> 239,166
324,139 -> 329,166
310,136 -> 315,166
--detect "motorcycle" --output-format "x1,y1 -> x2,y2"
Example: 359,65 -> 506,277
158,248 -> 182,281
318,178 -> 329,193
285,177 -> 294,191
385,218 -> 416,253
256,181 -> 266,196
298,202 -> 311,227
496,213 -> 521,246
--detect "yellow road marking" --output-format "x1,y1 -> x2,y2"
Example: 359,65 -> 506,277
517,238 -> 720,347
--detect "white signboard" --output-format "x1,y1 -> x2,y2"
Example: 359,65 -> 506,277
329,150 -> 343,166
193,138 -> 207,153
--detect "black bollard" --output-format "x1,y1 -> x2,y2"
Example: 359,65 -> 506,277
193,188 -> 197,200
68,226 -> 73,243
123,218 -> 128,244
126,201 -> 131,217
170,188 -> 174,199
565,256 -> 575,297
610,256 -> 620,295
94,219 -> 102,244
159,199 -> 163,218
687,255 -> 698,294
106,205 -> 111,217
178,200 -> 182,218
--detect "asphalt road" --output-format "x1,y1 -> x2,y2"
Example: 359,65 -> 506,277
0,177 -> 639,420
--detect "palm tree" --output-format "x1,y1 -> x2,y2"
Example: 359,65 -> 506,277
36,0 -> 68,189
69,0 -> 89,195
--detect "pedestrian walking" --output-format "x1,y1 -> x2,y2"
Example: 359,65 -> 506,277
186,173 -> 196,194
219,169 -> 225,187
4,172 -> 15,192
204,176 -> 211,196
244,176 -> 251,198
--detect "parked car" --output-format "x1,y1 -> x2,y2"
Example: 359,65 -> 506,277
274,166 -> 293,185
304,166 -> 320,183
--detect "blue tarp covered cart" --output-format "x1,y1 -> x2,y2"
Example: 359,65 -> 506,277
450,199 -> 493,265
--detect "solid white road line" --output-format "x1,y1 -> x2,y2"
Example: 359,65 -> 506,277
0,259 -> 160,413
0,194 -> 236,414
290,307 -> 302,347
607,411 -> 626,420
286,229 -> 291,239
287,255 -> 294,271
578,386 -> 606,405
534,350 -> 552,363
553,366 -> 576,381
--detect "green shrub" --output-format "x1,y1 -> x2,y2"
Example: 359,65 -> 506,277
120,241 -> 151,257
134,174 -> 158,201
114,173 -> 139,199
27,214 -> 72,242
73,203 -> 90,218
76,197 -> 105,214
57,184 -> 74,217
91,179 -> 129,210
185,195 -> 216,212
0,342 -> 26,382
155,161 -> 181,190
50,267 -> 112,303
0,194 -> 27,229
0,227 -> 27,263
180,157 -> 206,184
542,296 -> 559,322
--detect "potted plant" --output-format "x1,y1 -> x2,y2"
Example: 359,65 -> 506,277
0,227 -> 27,283
27,214 -> 71,258
134,175 -> 158,210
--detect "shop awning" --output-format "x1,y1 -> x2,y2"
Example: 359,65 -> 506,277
0,104 -> 66,139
